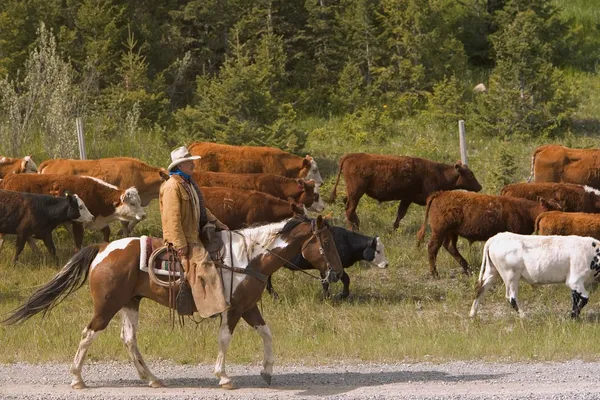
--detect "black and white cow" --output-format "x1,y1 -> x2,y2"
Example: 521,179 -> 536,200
267,226 -> 388,299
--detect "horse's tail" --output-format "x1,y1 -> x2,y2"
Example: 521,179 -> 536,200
417,192 -> 439,247
328,155 -> 347,203
2,245 -> 100,325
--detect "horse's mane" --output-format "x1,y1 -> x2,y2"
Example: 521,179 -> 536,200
278,215 -> 311,234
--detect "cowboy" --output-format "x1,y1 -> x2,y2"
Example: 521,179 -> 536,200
159,145 -> 230,318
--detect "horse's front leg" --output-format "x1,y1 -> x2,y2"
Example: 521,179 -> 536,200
242,305 -> 274,385
214,309 -> 242,389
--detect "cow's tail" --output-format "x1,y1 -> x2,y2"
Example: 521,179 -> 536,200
38,160 -> 51,174
417,192 -> 439,247
328,155 -> 347,203
475,240 -> 494,295
527,146 -> 545,182
534,212 -> 545,235
2,245 -> 100,325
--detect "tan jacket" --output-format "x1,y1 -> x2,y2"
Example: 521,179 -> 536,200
159,174 -> 222,250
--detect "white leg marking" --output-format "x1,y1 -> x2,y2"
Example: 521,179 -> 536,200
257,325 -> 274,377
70,328 -> 99,389
120,308 -> 163,388
214,318 -> 233,387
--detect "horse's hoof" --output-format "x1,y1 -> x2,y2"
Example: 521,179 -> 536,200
261,371 -> 272,385
149,380 -> 165,388
221,382 -> 236,390
71,381 -> 87,389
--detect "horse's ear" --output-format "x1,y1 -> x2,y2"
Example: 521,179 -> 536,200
316,215 -> 324,228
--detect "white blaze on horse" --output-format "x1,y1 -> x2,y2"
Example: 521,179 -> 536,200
470,232 -> 600,319
2,214 -> 344,390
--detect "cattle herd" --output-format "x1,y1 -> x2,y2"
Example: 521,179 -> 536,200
2,143 -> 600,319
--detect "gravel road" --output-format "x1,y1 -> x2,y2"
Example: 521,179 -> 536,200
1,360 -> 600,399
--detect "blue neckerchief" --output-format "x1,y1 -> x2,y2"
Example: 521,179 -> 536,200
169,169 -> 191,181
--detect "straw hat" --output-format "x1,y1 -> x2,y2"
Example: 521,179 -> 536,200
167,146 -> 201,172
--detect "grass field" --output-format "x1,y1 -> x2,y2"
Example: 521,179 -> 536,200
2,6 -> 600,366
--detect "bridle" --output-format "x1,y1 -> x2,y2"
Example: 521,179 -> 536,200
299,218 -> 337,284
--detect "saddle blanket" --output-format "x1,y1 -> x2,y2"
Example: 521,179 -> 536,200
139,235 -> 183,277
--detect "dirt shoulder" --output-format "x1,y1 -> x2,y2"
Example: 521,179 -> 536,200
1,360 -> 599,399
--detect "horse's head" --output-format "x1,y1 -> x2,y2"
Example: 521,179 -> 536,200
300,215 -> 344,284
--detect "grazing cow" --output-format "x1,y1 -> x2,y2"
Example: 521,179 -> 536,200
193,171 -> 325,212
536,211 -> 600,240
329,153 -> 482,230
266,227 -> 388,299
416,191 -> 560,277
1,174 -> 146,249
0,190 -> 93,263
188,142 -> 324,185
0,156 -> 38,177
528,144 -> 600,189
501,182 -> 600,213
201,187 -> 307,230
39,157 -> 168,235
470,232 -> 600,319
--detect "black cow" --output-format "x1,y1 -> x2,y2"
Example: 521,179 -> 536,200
267,226 -> 388,299
0,190 -> 93,263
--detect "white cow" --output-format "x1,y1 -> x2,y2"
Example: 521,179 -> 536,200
470,232 -> 600,319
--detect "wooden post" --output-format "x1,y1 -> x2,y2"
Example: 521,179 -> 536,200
76,117 -> 87,160
458,120 -> 468,165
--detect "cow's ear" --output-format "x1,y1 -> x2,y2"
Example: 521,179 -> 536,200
316,214 -> 324,228
159,168 -> 169,181
296,178 -> 305,190
290,202 -> 304,216
371,237 -> 378,249
454,161 -> 463,172
302,158 -> 311,168
20,159 -> 27,172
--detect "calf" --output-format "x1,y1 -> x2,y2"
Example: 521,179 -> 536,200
501,182 -> 600,213
329,153 -> 482,230
416,191 -> 560,277
470,232 -> 599,319
0,190 -> 93,263
1,174 -> 146,249
0,156 -> 38,177
529,144 -> 600,189
193,171 -> 324,212
266,227 -> 388,299
536,211 -> 600,240
201,187 -> 307,230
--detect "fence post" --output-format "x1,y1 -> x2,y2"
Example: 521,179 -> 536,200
458,120 -> 468,165
76,117 -> 87,160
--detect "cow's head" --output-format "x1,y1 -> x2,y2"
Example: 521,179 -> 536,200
298,179 -> 326,212
288,197 -> 308,217
300,155 -> 323,187
20,156 -> 38,173
454,161 -> 482,192
115,187 -> 146,221
66,193 -> 94,223
362,237 -> 388,269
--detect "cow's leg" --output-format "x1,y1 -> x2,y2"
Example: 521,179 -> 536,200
568,277 -> 590,319
321,271 -> 331,298
334,271 -> 351,300
101,226 -> 111,242
427,233 -> 444,278
393,200 -> 411,230
72,222 -> 84,251
71,306 -> 121,389
12,235 -> 27,264
344,189 -> 365,231
118,220 -> 138,237
40,233 -> 58,264
120,300 -> 163,387
214,310 -> 242,389
443,234 -> 471,275
469,267 -> 498,318
504,275 -> 523,317
242,305 -> 274,385
266,276 -> 279,300
26,237 -> 42,255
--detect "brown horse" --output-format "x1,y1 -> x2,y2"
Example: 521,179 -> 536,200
2,214 -> 343,390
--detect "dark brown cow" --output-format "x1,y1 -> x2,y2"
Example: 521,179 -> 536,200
416,191 -> 560,277
536,211 -> 600,240
188,142 -> 323,185
193,171 -> 324,211
329,153 -> 482,230
1,174 -> 146,249
0,156 -> 38,177
529,145 -> 600,189
201,187 -> 306,230
501,182 -> 600,213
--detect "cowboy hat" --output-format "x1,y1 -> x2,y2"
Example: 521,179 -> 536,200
167,146 -> 201,172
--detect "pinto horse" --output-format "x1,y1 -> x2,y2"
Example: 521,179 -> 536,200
2,214 -> 343,390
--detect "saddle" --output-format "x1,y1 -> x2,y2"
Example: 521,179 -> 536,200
139,236 -> 183,277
